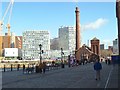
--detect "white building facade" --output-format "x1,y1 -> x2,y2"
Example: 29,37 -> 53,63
59,26 -> 76,52
49,50 -> 71,60
113,39 -> 118,54
22,30 -> 50,60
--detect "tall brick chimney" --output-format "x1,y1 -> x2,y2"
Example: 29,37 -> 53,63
75,7 -> 80,51
75,7 -> 81,61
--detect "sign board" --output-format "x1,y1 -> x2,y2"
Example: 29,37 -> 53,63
4,48 -> 18,57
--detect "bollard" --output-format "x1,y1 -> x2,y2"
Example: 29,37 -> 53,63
23,64 -> 25,73
17,64 -> 20,71
4,65 -> 5,72
11,64 -> 13,71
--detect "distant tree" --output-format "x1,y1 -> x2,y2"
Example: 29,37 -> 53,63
100,49 -> 112,58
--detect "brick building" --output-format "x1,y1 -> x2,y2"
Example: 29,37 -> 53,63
91,37 -> 100,55
0,34 -> 22,57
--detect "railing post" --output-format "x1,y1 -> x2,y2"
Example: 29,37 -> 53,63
4,65 -> 5,72
17,64 -> 20,71
11,64 -> 13,71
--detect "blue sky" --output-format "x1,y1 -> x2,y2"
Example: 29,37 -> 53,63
1,1 -> 118,49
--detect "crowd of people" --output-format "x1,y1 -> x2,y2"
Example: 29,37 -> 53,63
23,62 -> 47,74
68,54 -> 90,67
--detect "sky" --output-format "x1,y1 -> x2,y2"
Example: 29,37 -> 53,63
1,0 -> 118,49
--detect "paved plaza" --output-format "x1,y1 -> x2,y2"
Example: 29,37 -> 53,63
1,62 -> 119,89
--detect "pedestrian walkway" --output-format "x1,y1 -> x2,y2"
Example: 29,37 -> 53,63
2,62 -> 119,88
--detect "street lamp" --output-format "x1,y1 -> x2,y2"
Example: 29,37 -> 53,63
61,48 -> 65,68
39,44 -> 43,64
61,48 -> 63,62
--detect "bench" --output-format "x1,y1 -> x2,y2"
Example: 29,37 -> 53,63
25,67 -> 34,73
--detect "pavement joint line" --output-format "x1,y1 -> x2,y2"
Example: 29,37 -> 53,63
104,66 -> 113,89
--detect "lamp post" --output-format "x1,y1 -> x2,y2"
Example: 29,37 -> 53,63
39,44 -> 43,64
61,48 -> 63,63
61,48 -> 65,68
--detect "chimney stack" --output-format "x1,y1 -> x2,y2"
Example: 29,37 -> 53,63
75,7 -> 80,51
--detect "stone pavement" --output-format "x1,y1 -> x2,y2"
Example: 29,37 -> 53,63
2,62 -> 119,88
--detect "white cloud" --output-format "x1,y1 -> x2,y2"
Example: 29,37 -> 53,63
81,18 -> 108,31
102,40 -> 111,44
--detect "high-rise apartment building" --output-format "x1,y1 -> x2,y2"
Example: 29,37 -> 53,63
100,44 -> 104,50
22,30 -> 50,60
59,26 -> 76,52
113,38 -> 118,54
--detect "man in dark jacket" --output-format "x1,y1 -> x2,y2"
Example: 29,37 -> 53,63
94,59 -> 102,80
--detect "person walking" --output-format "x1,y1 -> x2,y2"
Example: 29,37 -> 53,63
68,55 -> 71,67
108,59 -> 111,65
94,59 -> 102,80
43,62 -> 46,73
105,58 -> 108,64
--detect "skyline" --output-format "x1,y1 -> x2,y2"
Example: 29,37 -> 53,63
1,2 -> 118,49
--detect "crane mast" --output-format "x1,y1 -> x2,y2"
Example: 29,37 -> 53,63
0,0 -> 14,35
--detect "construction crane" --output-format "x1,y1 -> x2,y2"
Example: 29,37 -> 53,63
0,0 -> 14,36
0,0 -> 14,56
